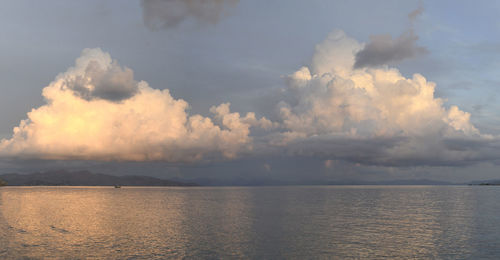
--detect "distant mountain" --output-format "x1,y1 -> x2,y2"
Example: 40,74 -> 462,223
0,171 -> 461,187
0,170 -> 198,186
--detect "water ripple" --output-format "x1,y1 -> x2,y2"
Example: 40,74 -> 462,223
0,186 -> 499,259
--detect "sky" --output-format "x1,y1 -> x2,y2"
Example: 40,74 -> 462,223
2,0 -> 500,183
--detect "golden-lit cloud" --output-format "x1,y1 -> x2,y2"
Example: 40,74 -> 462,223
0,48 -> 267,162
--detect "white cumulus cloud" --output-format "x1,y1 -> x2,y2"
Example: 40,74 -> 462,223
275,30 -> 494,166
1,31 -> 498,169
0,48 -> 267,162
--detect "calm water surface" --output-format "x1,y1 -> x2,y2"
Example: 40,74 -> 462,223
1,185 -> 500,259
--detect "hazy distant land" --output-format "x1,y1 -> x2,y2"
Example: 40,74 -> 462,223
2,170 -> 500,187
0,170 -> 198,186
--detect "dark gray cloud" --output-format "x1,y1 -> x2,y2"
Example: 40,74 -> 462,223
353,30 -> 427,69
354,6 -> 427,69
282,136 -> 405,165
67,60 -> 138,101
281,136 -> 500,168
141,0 -> 238,30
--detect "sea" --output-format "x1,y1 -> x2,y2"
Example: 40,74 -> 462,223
1,185 -> 500,259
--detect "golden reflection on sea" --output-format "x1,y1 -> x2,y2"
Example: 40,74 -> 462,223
0,186 -> 499,259
0,187 -> 188,259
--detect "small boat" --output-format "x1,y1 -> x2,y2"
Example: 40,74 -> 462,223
114,185 -> 121,188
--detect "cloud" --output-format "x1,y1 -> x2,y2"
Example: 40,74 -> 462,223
1,31 -> 498,169
0,48 -> 267,162
141,0 -> 238,30
353,31 -> 428,69
62,49 -> 137,102
353,6 -> 427,69
408,4 -> 424,22
275,30 -> 495,167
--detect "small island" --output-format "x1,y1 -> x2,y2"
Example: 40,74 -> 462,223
0,178 -> 7,186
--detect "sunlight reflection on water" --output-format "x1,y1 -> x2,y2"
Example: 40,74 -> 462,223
1,186 -> 500,259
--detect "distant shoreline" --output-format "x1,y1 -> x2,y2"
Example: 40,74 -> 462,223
0,170 -> 199,187
3,170 -> 500,187
0,184 -> 476,187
